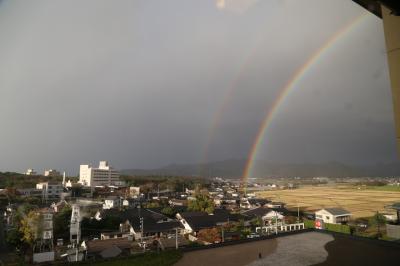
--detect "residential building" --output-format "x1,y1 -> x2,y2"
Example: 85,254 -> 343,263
242,207 -> 285,226
96,208 -> 182,240
100,231 -> 131,240
44,169 -> 61,177
315,208 -> 351,225
50,200 -> 69,213
129,187 -> 140,198
79,161 -> 121,187
25,168 -> 37,175
17,188 -> 43,197
32,211 -> 54,263
240,198 -> 270,209
103,197 -> 121,209
169,199 -> 187,207
82,238 -> 132,260
176,209 -> 240,235
36,182 -> 63,199
65,180 -> 73,188
266,202 -> 286,209
122,198 -> 143,208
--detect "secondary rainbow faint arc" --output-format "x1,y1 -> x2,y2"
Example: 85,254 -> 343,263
241,12 -> 371,186
199,34 -> 267,174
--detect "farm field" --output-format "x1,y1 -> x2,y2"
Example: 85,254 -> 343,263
257,185 -> 400,218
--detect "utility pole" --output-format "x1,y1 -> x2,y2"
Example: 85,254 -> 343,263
140,217 -> 145,252
70,204 -> 81,262
175,228 -> 178,250
297,201 -> 300,223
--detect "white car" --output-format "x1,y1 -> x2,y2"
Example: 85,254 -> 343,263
247,233 -> 261,239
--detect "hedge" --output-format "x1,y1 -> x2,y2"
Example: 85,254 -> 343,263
303,219 -> 351,234
324,223 -> 351,234
304,219 -> 315,229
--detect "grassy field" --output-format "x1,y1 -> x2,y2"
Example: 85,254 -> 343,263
365,185 -> 400,192
257,185 -> 400,218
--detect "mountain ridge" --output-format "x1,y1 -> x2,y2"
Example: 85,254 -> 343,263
121,159 -> 400,178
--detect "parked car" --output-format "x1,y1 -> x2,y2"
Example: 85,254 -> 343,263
357,223 -> 368,228
247,233 -> 260,239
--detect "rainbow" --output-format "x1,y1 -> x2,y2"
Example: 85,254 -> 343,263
199,34 -> 267,175
241,12 -> 371,188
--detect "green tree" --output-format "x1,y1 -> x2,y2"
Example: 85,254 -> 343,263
369,211 -> 386,238
6,228 -> 23,248
232,219 -> 251,238
144,201 -> 160,208
161,206 -> 174,216
19,211 -> 40,246
54,206 -> 72,240
250,217 -> 263,227
187,194 -> 214,214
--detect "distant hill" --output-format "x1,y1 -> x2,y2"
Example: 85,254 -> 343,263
0,171 -> 63,189
121,159 -> 400,178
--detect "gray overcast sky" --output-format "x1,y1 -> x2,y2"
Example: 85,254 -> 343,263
0,0 -> 396,174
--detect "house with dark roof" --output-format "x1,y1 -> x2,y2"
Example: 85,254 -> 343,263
96,208 -> 183,240
82,238 -> 132,260
176,209 -> 241,235
315,208 -> 351,224
240,198 -> 271,209
242,207 -> 285,225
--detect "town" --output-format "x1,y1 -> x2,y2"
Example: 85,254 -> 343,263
1,160 -> 400,265
1,0 -> 400,264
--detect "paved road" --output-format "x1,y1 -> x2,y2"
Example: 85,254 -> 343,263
176,231 -> 400,266
175,238 -> 278,266
176,232 -> 332,266
249,232 -> 333,266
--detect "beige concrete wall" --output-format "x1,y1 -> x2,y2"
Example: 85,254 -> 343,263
382,6 -> 400,153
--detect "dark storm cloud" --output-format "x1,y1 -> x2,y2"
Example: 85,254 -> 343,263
0,0 -> 396,174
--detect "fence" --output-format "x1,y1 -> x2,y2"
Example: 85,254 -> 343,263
255,223 -> 305,235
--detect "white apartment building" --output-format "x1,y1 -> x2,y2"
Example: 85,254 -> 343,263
36,182 -> 63,199
79,161 -> 120,187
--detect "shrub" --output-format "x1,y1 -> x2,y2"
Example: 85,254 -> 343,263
303,219 -> 315,229
324,223 -> 351,234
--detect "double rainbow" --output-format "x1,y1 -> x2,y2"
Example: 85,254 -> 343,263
241,12 -> 371,188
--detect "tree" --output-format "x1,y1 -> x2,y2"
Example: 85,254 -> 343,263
161,206 -> 174,216
197,228 -> 221,243
144,201 -> 160,208
250,217 -> 263,227
6,228 -> 23,248
5,187 -> 18,199
232,219 -> 251,238
369,211 -> 386,238
54,206 -> 72,240
19,211 -> 40,246
187,194 -> 214,214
